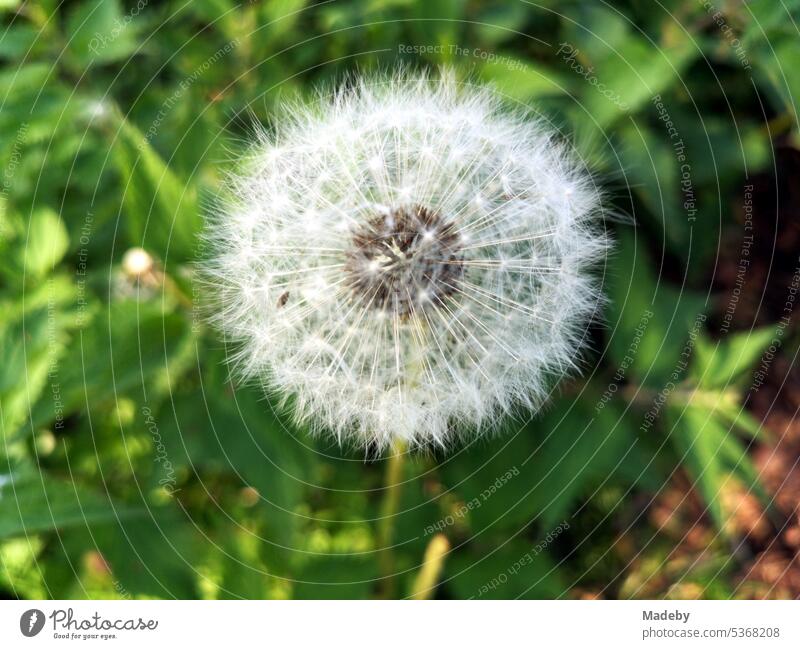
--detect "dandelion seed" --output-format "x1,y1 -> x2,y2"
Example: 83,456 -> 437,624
204,70 -> 608,450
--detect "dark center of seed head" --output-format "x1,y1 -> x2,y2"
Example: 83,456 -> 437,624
345,205 -> 464,316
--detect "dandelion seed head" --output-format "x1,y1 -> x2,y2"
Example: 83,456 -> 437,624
204,70 -> 608,451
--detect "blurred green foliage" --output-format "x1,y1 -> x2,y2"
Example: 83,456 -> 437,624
1,0 -> 798,599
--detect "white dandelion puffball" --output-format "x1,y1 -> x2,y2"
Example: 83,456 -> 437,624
206,72 -> 607,451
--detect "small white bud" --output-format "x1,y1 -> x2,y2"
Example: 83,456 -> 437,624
122,247 -> 154,278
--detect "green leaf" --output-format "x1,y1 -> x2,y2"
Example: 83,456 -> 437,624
20,207 -> 69,277
66,0 -> 139,67
0,63 -> 53,102
760,37 -> 800,123
667,403 -> 726,529
605,229 -> 707,388
560,5 -> 631,64
715,405 -> 764,440
0,466 -> 141,539
742,0 -> 800,46
0,25 -> 41,60
473,3 -> 529,46
616,122 -> 691,256
93,509 -> 202,598
111,112 -> 202,260
479,58 -> 571,102
691,327 -> 776,390
157,372 -> 310,549
529,397 -> 638,529
0,288 -> 75,440
580,34 -> 698,127
29,300 -> 194,430
440,395 -> 636,533
666,401 -> 765,533
0,274 -> 78,321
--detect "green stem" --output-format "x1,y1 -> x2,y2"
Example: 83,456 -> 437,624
410,533 -> 451,600
377,440 -> 407,598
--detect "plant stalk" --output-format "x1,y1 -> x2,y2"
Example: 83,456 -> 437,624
377,439 -> 407,598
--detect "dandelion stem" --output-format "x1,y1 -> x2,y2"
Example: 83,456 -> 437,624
377,439 -> 407,598
409,533 -> 451,599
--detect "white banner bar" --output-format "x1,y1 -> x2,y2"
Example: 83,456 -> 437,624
1,600 -> 799,648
